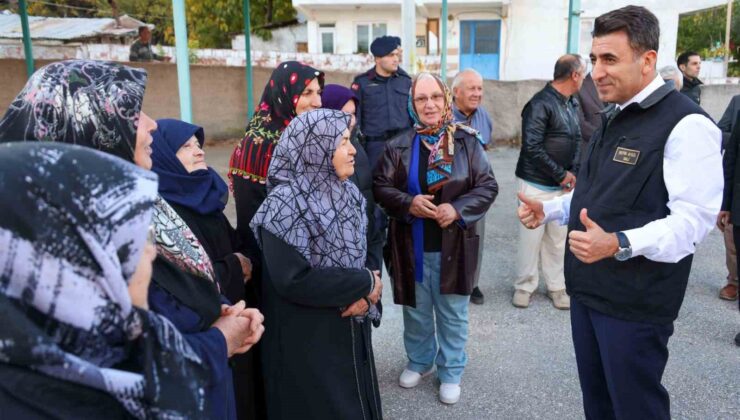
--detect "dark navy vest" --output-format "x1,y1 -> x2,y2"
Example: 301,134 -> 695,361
565,83 -> 710,324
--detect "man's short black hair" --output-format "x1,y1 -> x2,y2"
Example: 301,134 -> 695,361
138,26 -> 149,36
553,54 -> 584,81
677,51 -> 700,67
592,5 -> 659,55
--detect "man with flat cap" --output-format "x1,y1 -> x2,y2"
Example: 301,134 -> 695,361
352,35 -> 413,238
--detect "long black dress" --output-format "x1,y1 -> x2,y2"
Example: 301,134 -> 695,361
168,201 -> 265,420
259,228 -> 383,420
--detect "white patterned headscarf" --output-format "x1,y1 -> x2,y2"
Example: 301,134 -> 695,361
251,109 -> 367,270
0,143 -> 208,419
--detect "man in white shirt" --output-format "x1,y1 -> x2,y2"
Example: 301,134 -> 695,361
517,6 -> 722,419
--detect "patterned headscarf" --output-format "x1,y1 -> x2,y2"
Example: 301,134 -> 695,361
229,61 -> 324,184
0,59 -> 217,285
0,142 -> 207,419
251,109 -> 367,269
0,60 -> 147,161
408,72 -> 481,192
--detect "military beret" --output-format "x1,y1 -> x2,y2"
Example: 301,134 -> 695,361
370,36 -> 401,57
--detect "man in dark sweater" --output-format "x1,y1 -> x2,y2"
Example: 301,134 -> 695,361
517,6 -> 722,419
677,51 -> 703,105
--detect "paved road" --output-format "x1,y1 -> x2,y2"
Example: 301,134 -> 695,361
210,143 -> 739,420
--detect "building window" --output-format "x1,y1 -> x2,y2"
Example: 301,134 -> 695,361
319,24 -> 335,54
356,23 -> 387,53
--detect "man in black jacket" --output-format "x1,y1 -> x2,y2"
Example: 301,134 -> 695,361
717,94 -> 740,301
513,54 -> 584,310
719,111 -> 740,346
677,51 -> 702,105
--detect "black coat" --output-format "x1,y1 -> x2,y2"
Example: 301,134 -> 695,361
0,363 -> 134,420
575,73 -> 605,145
680,76 -> 702,105
722,113 -> 740,225
350,133 -> 384,273
259,228 -> 382,420
168,202 -> 264,420
515,83 -> 582,186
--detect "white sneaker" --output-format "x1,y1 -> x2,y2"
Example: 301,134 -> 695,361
439,383 -> 461,404
398,367 -> 434,388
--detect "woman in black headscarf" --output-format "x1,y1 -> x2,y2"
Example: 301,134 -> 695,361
251,108 -> 383,420
228,61 -> 324,296
151,118 -> 263,420
0,60 -> 262,420
0,142 -> 207,419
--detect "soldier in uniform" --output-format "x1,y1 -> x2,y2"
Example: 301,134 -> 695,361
352,35 -> 413,168
352,35 -> 413,236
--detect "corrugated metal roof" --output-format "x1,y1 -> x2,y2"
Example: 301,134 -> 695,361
0,13 -> 148,41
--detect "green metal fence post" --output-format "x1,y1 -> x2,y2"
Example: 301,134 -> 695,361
19,0 -> 34,78
243,0 -> 254,120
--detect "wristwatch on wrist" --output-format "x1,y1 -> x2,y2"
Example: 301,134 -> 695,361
614,232 -> 632,261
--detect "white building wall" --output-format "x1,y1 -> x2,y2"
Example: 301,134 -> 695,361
301,7 -> 403,54
296,0 -> 728,80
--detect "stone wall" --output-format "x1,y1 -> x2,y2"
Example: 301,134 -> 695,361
2,59 -> 738,143
0,41 -> 442,74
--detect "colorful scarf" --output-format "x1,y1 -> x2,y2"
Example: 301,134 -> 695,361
408,72 -> 481,192
229,61 -> 324,184
0,142 -> 208,419
152,196 -> 217,283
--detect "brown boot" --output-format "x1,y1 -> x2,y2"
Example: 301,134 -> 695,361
719,283 -> 738,301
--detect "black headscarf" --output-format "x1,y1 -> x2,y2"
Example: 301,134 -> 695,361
228,61 -> 324,184
0,142 -> 208,419
0,60 -> 147,160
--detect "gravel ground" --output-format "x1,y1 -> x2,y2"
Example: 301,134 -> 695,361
210,143 -> 739,420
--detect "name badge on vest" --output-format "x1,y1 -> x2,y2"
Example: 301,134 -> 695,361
613,147 -> 640,165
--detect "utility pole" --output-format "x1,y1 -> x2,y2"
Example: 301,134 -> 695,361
172,0 -> 193,123
441,0 -> 448,79
566,0 -> 581,54
725,0 -> 733,79
401,0 -> 416,73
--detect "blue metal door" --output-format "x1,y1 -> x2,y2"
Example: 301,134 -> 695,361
460,20 -> 501,80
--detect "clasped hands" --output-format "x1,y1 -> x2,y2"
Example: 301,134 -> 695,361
410,194 -> 459,228
516,192 -> 618,264
341,270 -> 382,318
213,300 -> 265,357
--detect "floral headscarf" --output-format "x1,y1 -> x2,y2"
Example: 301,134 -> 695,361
0,142 -> 207,419
408,72 -> 481,192
229,61 -> 324,184
0,60 -> 147,161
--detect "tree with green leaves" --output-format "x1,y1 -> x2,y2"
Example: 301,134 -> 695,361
677,1 -> 739,75
2,0 -> 296,48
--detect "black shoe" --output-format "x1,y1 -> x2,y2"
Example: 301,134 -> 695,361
470,287 -> 484,305
735,332 -> 740,347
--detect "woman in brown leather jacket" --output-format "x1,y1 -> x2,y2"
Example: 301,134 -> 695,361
373,72 -> 498,405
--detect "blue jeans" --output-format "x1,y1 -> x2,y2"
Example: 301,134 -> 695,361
402,252 -> 470,384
